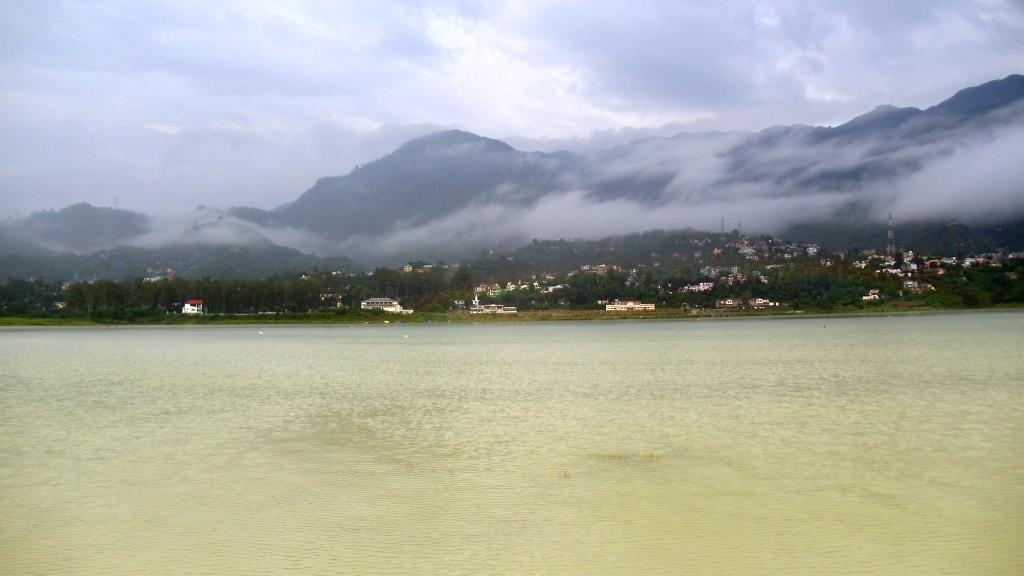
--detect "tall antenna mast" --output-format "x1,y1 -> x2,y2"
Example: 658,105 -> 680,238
886,212 -> 896,257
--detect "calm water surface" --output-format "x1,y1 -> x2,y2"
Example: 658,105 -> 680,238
1,313 -> 1022,575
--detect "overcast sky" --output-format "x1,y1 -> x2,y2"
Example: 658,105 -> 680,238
1,0 -> 1022,216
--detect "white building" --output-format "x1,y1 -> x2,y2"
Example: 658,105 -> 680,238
361,297 -> 414,314
182,299 -> 204,314
605,300 -> 655,311
468,295 -> 517,314
748,298 -> 779,309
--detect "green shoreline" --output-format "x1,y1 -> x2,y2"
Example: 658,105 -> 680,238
2,305 -> 1021,327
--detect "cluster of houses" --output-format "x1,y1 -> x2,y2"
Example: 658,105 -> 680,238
401,263 -> 443,274
698,266 -> 755,286
461,238 -> 835,303
849,248 -> 1017,301
167,236 -> 1018,317
861,281 -> 936,302
901,279 -> 935,294
576,264 -> 621,276
357,295 -> 521,315
715,298 -> 780,310
471,247 -> 1018,307
682,282 -> 715,293
473,276 -> 574,298
681,236 -> 822,265
474,281 -> 538,296
176,295 -> 424,316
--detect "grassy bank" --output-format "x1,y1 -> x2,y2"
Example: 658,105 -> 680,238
0,310 -> 447,327
0,316 -> 102,326
2,304 -> 1021,327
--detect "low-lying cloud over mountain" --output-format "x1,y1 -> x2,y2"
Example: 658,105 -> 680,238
3,75 -> 1024,263
245,74 -> 1024,258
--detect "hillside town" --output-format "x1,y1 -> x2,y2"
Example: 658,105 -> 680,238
6,222 -> 1020,322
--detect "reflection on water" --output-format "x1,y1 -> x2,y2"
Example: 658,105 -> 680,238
1,314 -> 1023,574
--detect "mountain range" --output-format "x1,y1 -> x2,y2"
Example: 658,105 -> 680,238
2,74 -> 1023,277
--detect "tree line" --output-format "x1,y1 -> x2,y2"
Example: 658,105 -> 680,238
2,260 -> 1022,320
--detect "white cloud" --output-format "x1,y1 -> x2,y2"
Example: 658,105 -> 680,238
1,0 -> 1022,216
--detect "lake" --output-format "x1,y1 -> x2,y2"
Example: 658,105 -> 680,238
1,313 -> 1022,574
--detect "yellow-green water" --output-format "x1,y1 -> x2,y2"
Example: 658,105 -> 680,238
1,313 -> 1022,574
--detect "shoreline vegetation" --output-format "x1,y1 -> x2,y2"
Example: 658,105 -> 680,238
4,230 -> 1022,326
2,305 -> 1021,327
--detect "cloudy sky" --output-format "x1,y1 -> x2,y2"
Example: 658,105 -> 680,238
1,0 -> 1022,217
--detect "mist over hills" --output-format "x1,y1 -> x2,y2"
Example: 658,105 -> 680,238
265,130 -> 581,238
0,243 -> 358,282
2,74 -> 1023,277
7,203 -> 149,253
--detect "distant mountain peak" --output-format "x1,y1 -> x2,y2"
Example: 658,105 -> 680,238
835,104 -> 921,132
929,73 -> 1024,115
9,201 -> 149,253
395,129 -> 515,155
28,201 -> 146,221
54,202 -> 143,217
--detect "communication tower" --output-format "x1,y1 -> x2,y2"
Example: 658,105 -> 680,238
886,212 -> 897,257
